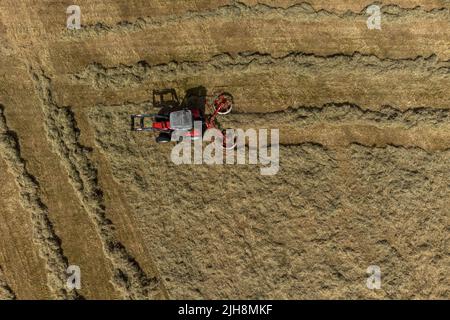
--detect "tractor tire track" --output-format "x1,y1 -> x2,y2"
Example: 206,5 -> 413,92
66,52 -> 450,112
222,104 -> 450,151
63,51 -> 450,112
0,266 -> 16,300
0,105 -> 79,300
29,68 -> 161,299
53,1 -> 450,74
69,51 -> 450,89
225,103 -> 450,128
65,2 -> 450,38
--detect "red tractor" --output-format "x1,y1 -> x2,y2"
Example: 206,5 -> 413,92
131,89 -> 235,148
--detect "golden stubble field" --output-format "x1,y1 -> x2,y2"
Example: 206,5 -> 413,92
0,0 -> 449,299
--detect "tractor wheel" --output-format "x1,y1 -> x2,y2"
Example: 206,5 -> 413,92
215,93 -> 233,115
156,133 -> 171,144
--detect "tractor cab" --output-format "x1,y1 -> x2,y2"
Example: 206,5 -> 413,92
169,109 -> 197,141
169,109 -> 193,130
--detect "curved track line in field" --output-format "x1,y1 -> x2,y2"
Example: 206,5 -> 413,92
69,51 -> 450,90
226,103 -> 450,127
0,106 -> 80,300
347,141 -> 450,153
0,266 -> 16,300
29,69 -> 162,299
222,104 -> 450,151
279,125 -> 450,152
64,1 -> 450,38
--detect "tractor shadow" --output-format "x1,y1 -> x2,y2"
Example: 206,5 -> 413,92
180,86 -> 207,118
152,86 -> 207,118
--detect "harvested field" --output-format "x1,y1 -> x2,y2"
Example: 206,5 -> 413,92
0,0 -> 448,299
